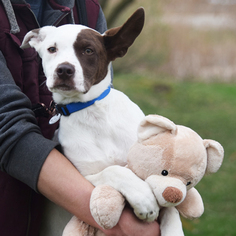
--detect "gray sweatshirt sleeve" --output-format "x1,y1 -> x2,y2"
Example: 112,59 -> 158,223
0,51 -> 59,191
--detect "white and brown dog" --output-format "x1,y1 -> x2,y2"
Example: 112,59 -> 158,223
22,8 -> 159,235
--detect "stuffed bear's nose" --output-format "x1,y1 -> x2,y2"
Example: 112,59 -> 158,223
162,187 -> 183,203
56,63 -> 75,80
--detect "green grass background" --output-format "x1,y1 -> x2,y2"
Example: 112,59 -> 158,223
113,73 -> 236,236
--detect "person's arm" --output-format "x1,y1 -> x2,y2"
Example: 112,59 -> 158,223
38,148 -> 160,236
0,51 -> 59,190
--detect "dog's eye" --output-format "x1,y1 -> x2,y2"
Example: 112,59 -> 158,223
48,47 -> 57,53
161,170 -> 168,176
84,48 -> 94,55
186,181 -> 192,186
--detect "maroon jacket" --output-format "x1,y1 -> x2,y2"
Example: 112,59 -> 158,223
0,1 -> 102,235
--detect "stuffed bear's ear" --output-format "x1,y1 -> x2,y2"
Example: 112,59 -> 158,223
203,139 -> 224,174
21,26 -> 56,51
138,115 -> 177,142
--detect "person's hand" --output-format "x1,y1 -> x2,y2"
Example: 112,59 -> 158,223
102,207 -> 160,236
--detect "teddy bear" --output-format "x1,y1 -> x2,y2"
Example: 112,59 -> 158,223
63,114 -> 224,236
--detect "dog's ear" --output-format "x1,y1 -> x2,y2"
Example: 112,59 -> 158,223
103,7 -> 145,61
21,26 -> 56,51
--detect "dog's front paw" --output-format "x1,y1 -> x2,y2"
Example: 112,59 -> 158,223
133,195 -> 159,222
126,183 -> 159,222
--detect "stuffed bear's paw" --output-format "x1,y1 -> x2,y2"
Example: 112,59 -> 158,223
90,185 -> 125,229
62,216 -> 97,236
126,183 -> 159,222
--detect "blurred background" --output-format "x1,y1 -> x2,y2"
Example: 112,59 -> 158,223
100,0 -> 236,235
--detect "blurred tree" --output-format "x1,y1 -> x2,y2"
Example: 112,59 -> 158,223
99,0 -> 135,28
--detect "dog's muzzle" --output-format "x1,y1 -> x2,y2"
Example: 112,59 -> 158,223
56,63 -> 75,80
52,63 -> 76,91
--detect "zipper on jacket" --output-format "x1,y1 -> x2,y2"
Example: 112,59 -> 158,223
25,4 -> 41,28
53,11 -> 71,26
26,3 -> 71,28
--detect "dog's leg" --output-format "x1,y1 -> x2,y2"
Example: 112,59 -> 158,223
86,165 -> 159,222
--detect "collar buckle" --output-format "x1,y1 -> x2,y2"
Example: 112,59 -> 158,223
56,104 -> 70,116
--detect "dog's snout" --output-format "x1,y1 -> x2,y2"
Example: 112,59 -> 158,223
56,63 -> 75,80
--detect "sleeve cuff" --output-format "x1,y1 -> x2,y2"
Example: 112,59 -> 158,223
7,132 -> 60,192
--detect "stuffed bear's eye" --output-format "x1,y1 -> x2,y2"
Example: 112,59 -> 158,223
186,181 -> 192,186
161,170 -> 168,176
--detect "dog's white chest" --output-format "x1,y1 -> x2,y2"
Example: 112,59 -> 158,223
58,89 -> 144,176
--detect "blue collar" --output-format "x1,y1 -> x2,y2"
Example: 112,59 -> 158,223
56,86 -> 111,116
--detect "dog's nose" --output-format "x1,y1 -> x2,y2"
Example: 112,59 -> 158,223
56,63 -> 75,80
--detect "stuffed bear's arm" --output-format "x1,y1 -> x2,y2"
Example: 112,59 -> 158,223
176,187 -> 204,219
63,216 -> 98,236
90,185 -> 125,229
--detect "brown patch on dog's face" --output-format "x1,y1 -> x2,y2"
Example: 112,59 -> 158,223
73,29 -> 110,92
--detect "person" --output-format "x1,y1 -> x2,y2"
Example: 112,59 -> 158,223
0,0 -> 160,235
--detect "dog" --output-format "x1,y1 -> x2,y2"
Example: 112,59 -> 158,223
21,8 -> 159,235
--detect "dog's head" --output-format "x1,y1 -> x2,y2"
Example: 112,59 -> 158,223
21,8 -> 145,103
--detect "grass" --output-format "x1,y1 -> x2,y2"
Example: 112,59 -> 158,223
113,72 -> 236,236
